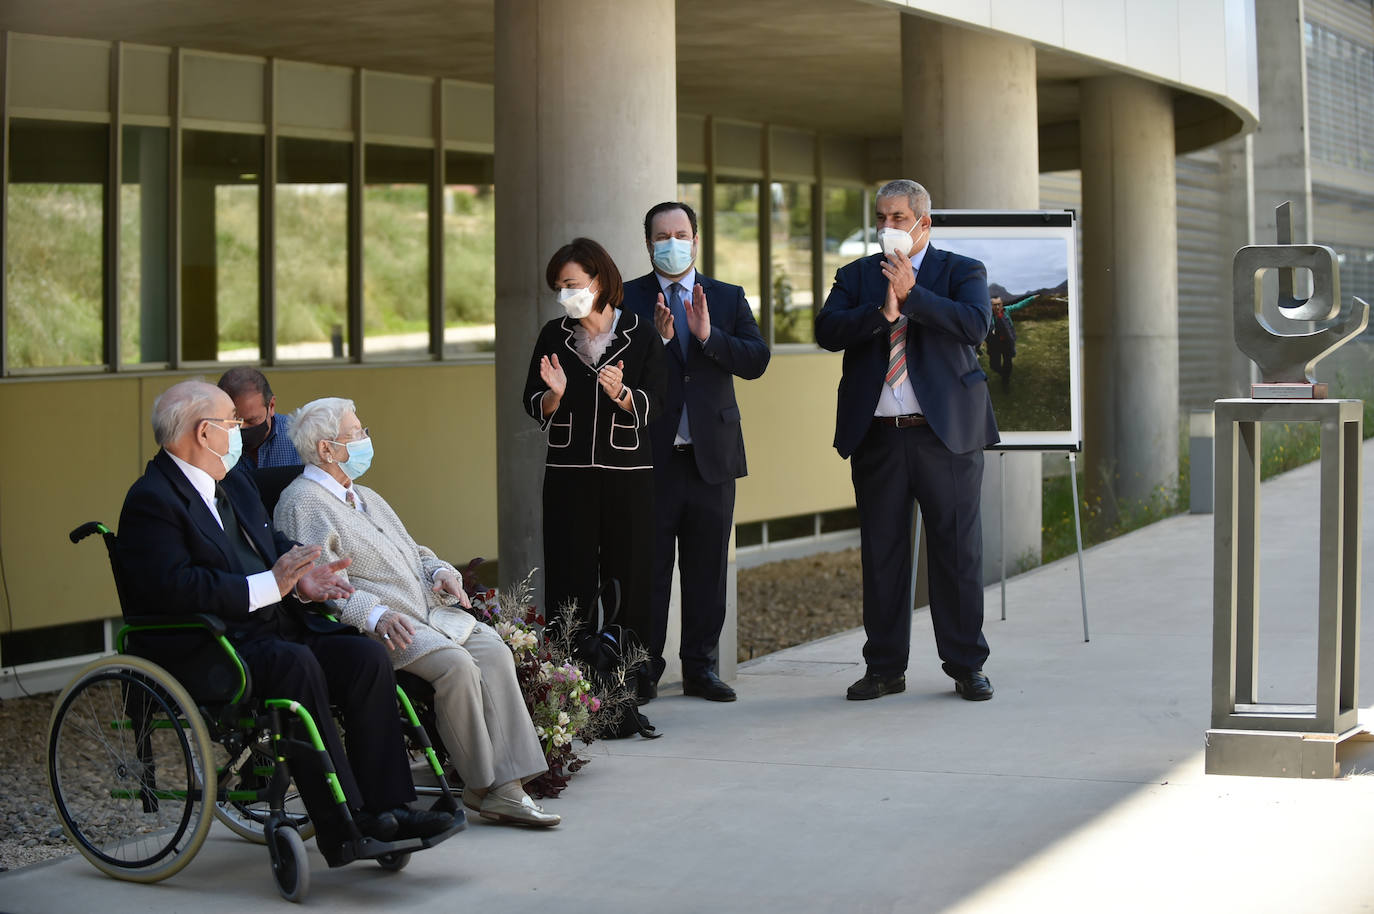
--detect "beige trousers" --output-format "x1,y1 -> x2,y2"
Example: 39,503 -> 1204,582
401,622 -> 547,790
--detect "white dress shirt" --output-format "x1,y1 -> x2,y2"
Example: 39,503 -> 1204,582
167,452 -> 281,611
873,243 -> 929,418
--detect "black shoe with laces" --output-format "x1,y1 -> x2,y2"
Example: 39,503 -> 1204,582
846,671 -> 905,701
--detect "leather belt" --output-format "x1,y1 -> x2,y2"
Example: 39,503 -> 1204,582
873,414 -> 927,428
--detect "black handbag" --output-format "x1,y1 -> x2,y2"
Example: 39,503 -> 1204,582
572,580 -> 660,740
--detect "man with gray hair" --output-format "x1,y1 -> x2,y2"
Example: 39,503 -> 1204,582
117,379 -> 454,865
815,179 -> 999,702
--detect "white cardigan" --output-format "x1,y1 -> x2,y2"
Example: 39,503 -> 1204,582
273,474 -> 475,668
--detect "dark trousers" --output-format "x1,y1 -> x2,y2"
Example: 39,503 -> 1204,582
850,422 -> 990,677
235,618 -> 415,852
542,466 -> 655,648
646,447 -> 735,681
988,345 -> 1013,382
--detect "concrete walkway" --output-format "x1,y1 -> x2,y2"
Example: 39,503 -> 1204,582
5,443 -> 1374,913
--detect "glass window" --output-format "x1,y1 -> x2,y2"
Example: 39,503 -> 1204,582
712,180 -> 761,319
677,175 -> 704,225
443,151 -> 495,356
770,181 -> 814,344
277,137 -> 351,360
120,126 -> 171,365
6,119 -> 108,369
364,144 -> 431,361
181,130 -> 262,362
823,186 -> 868,285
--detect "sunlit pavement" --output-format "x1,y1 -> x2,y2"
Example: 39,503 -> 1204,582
5,442 -> 1373,913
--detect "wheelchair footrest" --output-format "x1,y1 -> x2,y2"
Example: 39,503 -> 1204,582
349,811 -> 467,861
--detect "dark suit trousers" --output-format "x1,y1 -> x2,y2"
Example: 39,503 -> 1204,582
234,611 -> 415,851
851,422 -> 990,677
646,448 -> 735,680
542,466 -> 655,649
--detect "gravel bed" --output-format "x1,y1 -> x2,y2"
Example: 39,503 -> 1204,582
0,547 -> 864,873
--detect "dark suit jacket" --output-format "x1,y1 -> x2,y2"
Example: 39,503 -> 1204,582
116,450 -> 344,638
815,246 -> 999,458
622,271 -> 770,485
522,309 -> 665,470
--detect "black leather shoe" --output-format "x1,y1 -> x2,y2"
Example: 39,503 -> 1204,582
353,809 -> 398,842
846,671 -> 905,701
391,806 -> 455,840
954,670 -> 994,701
682,670 -> 737,702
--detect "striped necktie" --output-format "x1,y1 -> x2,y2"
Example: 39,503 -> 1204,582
886,316 -> 908,390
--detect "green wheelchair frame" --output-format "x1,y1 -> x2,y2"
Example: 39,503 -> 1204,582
49,521 -> 464,902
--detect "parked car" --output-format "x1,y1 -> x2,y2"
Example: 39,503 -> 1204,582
837,227 -> 879,257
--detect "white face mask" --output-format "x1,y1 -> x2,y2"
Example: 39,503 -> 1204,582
557,283 -> 596,319
879,227 -> 913,258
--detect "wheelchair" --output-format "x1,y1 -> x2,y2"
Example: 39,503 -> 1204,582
50,521 -> 464,902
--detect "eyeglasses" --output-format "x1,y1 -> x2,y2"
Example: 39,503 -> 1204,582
202,417 -> 244,430
327,428 -> 370,445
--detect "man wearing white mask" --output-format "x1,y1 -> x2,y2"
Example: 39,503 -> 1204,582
622,202 -> 770,703
815,180 -> 999,703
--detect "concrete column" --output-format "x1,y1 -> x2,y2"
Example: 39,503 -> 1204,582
493,1 -> 677,598
1080,76 -> 1179,516
900,17 -> 1042,581
1252,0 -> 1313,247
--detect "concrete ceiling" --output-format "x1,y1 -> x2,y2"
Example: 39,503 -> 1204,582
1,0 -> 1118,139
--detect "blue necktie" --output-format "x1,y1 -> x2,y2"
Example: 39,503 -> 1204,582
668,282 -> 689,358
668,282 -> 691,442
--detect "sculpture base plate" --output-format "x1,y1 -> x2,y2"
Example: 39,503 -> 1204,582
1205,724 -> 1372,778
1250,381 -> 1328,398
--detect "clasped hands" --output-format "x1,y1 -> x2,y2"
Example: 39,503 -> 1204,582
654,283 -> 711,343
880,249 -> 916,322
375,569 -> 468,651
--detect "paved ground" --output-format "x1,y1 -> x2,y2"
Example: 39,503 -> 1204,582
4,443 -> 1374,913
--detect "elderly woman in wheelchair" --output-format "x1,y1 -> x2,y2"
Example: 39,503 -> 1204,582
52,380 -> 461,902
273,396 -> 560,828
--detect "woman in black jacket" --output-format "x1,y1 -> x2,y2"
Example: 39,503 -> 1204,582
523,237 -> 665,678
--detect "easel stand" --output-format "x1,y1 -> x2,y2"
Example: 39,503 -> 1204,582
1206,398 -> 1364,778
992,449 -> 1090,642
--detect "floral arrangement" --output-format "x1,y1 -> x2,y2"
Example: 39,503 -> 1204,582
460,563 -> 642,798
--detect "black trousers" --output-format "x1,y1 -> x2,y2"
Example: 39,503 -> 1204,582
542,466 -> 655,650
988,345 -> 1013,382
850,421 -> 990,678
234,616 -> 415,853
646,447 -> 735,680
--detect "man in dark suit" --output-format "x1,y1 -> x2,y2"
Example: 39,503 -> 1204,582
622,201 -> 770,702
815,180 -> 999,702
116,380 -> 453,865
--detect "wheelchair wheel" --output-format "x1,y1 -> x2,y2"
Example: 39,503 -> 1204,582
214,736 -> 316,844
48,655 -> 216,883
268,823 -> 310,903
376,851 -> 411,872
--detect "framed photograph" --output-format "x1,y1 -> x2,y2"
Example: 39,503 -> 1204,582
930,210 -> 1082,451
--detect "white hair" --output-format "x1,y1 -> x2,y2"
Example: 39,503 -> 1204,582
152,379 -> 221,446
876,179 -> 932,219
290,397 -> 356,467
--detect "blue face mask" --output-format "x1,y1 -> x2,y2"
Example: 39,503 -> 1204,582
208,423 -> 243,473
332,436 -> 374,481
652,237 -> 695,276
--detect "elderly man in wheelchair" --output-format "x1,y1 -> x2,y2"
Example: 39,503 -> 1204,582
51,379 -> 461,900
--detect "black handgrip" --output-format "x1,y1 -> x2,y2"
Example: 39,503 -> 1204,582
69,521 -> 108,544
